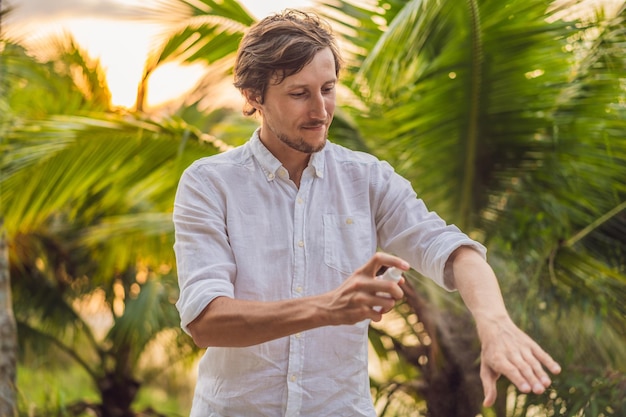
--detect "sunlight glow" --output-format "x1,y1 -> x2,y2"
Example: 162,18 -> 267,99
147,61 -> 208,108
525,69 -> 545,79
21,16 -> 210,109
6,0 -> 319,110
60,18 -> 163,109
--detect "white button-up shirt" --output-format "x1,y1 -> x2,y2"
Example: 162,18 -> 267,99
173,130 -> 486,417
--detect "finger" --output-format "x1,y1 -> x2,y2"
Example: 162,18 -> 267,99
480,363 -> 499,407
494,356 -> 532,394
368,280 -> 404,300
358,252 -> 409,277
385,282 -> 405,300
369,310 -> 384,322
371,295 -> 397,313
515,342 -> 560,393
531,344 -> 562,375
521,349 -> 554,391
526,346 -> 561,394
499,346 -> 543,394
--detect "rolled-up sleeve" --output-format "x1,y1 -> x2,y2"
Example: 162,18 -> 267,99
374,163 -> 486,290
173,163 -> 236,335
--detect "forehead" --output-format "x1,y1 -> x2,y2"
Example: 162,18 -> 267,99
272,47 -> 337,88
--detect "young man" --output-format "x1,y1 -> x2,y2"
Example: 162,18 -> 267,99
173,9 -> 561,416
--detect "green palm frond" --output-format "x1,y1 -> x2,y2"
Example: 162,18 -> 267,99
325,0 -> 625,292
26,33 -> 112,110
323,0 -> 626,412
5,0 -> 624,413
80,213 -> 176,275
16,322 -> 99,380
135,0 -> 255,111
106,278 -> 182,368
0,40 -> 106,117
327,0 -> 579,225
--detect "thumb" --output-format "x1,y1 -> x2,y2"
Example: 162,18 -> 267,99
481,363 -> 499,407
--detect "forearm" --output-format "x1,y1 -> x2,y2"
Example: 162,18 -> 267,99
445,246 -> 561,406
445,246 -> 512,328
187,252 -> 408,348
188,295 -> 331,348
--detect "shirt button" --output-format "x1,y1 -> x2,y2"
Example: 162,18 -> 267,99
346,217 -> 353,225
278,169 -> 287,178
297,240 -> 304,248
297,197 -> 303,204
290,375 -> 297,382
296,286 -> 303,293
295,332 -> 302,339
267,173 -> 275,180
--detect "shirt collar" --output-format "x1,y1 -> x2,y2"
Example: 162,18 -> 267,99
249,128 -> 325,182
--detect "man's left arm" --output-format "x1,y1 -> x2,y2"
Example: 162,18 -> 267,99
445,246 -> 562,407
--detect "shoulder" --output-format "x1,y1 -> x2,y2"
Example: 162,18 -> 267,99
184,144 -> 252,176
323,141 -> 403,193
325,141 -> 382,166
177,144 -> 257,198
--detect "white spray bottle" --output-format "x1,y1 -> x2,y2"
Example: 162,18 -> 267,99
373,267 -> 403,312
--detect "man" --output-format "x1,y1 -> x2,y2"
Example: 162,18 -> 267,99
173,9 -> 561,416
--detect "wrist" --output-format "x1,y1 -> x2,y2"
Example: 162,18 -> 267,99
474,312 -> 513,339
309,293 -> 335,326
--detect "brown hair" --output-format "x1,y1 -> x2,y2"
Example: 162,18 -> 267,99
233,9 -> 342,116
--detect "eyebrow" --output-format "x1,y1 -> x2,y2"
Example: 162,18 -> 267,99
284,79 -> 337,89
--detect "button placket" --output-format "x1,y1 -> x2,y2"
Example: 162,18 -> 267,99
285,173 -> 314,417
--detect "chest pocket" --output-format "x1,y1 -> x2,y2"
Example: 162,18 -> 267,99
323,214 -> 374,275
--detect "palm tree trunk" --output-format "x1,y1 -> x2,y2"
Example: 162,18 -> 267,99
401,279 -> 484,416
0,220 -> 17,417
0,6 -> 18,414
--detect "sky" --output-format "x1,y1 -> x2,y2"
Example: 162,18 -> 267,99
4,0 -> 619,109
2,0 -> 315,109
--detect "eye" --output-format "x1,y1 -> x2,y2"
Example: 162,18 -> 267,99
322,84 -> 336,94
290,91 -> 306,98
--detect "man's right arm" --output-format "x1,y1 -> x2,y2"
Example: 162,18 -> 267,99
187,253 -> 409,348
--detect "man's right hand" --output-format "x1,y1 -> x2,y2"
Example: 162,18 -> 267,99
322,252 -> 409,325
188,252 -> 409,348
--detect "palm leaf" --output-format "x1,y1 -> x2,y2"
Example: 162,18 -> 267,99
323,0 -> 626,412
106,278 -> 182,368
135,0 -> 255,111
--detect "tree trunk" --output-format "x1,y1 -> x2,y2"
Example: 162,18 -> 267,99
400,279 -> 484,417
98,372 -> 140,417
0,221 -> 18,417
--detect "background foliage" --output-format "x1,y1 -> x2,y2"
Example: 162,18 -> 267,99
1,0 -> 625,416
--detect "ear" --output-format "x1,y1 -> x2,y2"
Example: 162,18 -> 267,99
243,89 -> 262,110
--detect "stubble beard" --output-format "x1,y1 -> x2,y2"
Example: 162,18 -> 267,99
277,129 -> 327,154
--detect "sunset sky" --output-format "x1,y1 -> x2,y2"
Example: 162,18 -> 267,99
4,0 -> 619,109
3,0 -> 315,109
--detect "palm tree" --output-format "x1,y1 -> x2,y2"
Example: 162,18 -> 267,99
320,0 -> 626,415
0,35 -> 224,415
1,0 -> 265,413
5,0 -> 624,416
132,1 -> 625,414
134,0 -> 255,112
1,9 -> 21,413
0,223 -> 17,417
1,3 -> 18,414
83,0 -> 626,414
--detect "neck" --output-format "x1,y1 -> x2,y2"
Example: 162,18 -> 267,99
258,130 -> 312,188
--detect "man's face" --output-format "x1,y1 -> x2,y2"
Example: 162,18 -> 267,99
252,47 -> 337,155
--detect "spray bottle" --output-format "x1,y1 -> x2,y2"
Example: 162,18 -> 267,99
373,267 -> 403,312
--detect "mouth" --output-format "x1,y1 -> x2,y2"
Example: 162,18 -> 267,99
301,123 -> 326,131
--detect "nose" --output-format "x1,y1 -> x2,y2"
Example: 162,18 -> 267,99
309,92 -> 328,120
